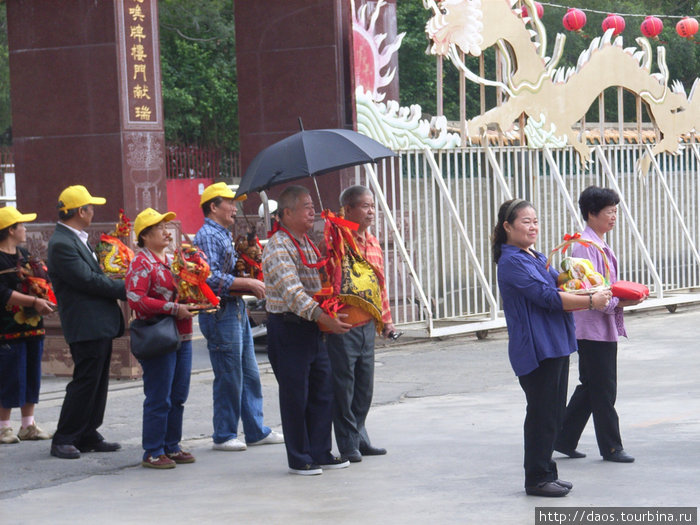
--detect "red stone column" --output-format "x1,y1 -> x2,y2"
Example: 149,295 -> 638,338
6,0 -> 166,222
6,0 -> 168,378
234,0 -> 355,212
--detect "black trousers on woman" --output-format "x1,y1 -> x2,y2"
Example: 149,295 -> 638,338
518,355 -> 569,487
555,339 -> 622,457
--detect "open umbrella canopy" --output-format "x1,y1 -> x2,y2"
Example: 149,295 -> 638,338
235,128 -> 396,197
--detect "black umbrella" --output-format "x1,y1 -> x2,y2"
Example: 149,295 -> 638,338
235,127 -> 396,198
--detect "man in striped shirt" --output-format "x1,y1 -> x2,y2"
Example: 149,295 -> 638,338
262,185 -> 351,476
326,186 -> 395,463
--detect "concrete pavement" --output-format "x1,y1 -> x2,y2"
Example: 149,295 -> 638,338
1,305 -> 699,524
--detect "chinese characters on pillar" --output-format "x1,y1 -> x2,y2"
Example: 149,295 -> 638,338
118,0 -> 161,127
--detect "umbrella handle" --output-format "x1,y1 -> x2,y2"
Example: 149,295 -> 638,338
260,191 -> 272,230
312,177 -> 324,211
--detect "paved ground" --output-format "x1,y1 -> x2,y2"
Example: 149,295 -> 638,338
1,305 -> 699,524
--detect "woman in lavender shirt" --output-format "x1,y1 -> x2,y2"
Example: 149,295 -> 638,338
555,186 -> 645,463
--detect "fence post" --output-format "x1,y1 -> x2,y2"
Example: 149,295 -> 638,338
423,147 -> 500,320
364,163 -> 434,334
595,145 -> 664,298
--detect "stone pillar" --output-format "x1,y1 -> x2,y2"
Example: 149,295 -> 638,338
6,0 -> 166,221
6,0 -> 168,378
234,0 -> 355,212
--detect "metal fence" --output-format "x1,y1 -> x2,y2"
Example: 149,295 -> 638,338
165,144 -> 240,182
355,143 -> 700,337
1,147 -> 14,204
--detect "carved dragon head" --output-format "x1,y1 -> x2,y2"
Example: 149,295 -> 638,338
426,0 -> 545,57
425,0 -> 484,56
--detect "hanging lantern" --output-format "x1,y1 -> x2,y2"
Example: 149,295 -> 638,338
602,13 -> 626,36
562,8 -> 587,32
676,17 -> 699,39
521,2 -> 544,21
640,16 -> 663,40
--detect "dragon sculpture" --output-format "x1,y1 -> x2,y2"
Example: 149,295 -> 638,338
425,0 -> 700,174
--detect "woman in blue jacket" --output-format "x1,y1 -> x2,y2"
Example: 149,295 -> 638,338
493,198 -> 611,497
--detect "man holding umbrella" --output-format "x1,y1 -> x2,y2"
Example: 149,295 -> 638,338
262,185 -> 352,475
194,182 -> 284,452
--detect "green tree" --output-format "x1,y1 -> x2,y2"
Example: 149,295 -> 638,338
159,0 -> 238,149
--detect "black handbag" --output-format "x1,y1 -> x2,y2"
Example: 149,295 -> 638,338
129,315 -> 181,360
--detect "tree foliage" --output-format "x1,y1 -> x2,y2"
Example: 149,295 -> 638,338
158,0 -> 238,149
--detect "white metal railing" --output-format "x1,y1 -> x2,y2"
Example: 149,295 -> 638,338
357,144 -> 700,337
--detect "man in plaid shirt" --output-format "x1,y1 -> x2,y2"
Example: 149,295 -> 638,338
262,185 -> 351,476
194,183 -> 283,452
325,185 -> 396,463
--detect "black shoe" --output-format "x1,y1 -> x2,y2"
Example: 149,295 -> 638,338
51,444 -> 81,459
603,449 -> 635,463
555,447 -> 586,458
344,451 -> 362,463
359,444 -> 387,456
77,440 -> 121,453
554,479 -> 573,490
525,481 -> 570,497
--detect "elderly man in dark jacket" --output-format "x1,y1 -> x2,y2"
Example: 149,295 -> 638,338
48,185 -> 126,459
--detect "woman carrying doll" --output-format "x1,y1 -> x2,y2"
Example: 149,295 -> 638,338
126,208 -> 198,469
0,207 -> 56,444
492,198 -> 611,497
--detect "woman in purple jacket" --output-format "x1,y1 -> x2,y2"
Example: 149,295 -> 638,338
555,186 -> 645,463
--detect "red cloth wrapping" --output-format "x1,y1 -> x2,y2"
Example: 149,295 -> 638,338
611,280 -> 649,300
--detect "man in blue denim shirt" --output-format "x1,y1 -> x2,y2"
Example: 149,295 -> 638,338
194,183 -> 283,451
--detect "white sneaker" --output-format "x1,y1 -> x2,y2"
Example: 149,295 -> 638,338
212,438 -> 247,451
288,464 -> 322,476
248,430 -> 284,446
0,427 -> 20,444
319,456 -> 350,470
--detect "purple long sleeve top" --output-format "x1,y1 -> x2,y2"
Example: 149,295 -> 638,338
571,226 -> 626,342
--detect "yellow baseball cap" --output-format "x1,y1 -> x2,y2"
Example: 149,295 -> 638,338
199,182 -> 247,206
57,185 -> 106,212
134,208 -> 176,238
0,207 -> 37,230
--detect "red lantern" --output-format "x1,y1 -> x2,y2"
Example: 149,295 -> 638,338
563,8 -> 587,32
602,13 -> 626,36
640,16 -> 663,39
521,2 -> 543,20
676,17 -> 699,39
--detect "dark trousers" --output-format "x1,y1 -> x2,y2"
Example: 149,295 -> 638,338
556,339 -> 622,457
518,356 -> 569,487
52,338 -> 113,447
326,322 -> 376,455
266,313 -> 333,469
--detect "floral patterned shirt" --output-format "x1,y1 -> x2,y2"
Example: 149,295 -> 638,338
126,249 -> 192,338
0,247 -> 45,340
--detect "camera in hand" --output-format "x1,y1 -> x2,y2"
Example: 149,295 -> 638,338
388,331 -> 403,341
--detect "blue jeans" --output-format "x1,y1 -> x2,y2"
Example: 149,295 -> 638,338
199,297 -> 269,444
0,337 -> 44,408
139,340 -> 192,458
